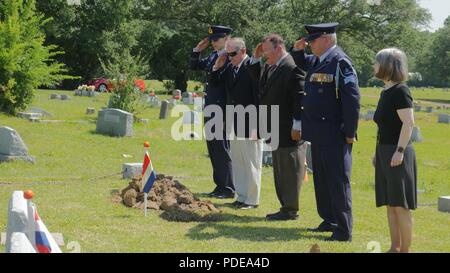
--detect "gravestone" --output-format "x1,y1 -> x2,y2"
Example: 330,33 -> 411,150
123,163 -> 143,179
74,90 -> 82,96
172,89 -> 181,99
262,143 -> 272,166
96,108 -> 133,137
414,105 -> 421,112
182,111 -> 201,125
438,113 -> 449,124
50,94 -> 60,100
148,96 -> 161,108
182,92 -> 194,105
194,97 -> 204,112
425,106 -> 434,113
159,100 -> 169,120
411,126 -> 423,143
168,98 -> 177,109
17,112 -> 42,121
29,107 -> 53,118
60,94 -> 71,101
438,196 -> 450,213
364,110 -> 375,121
137,118 -> 149,124
86,108 -> 96,115
0,127 -> 35,163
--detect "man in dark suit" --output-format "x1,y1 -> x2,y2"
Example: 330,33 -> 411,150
189,25 -> 235,199
210,37 -> 262,210
248,34 -> 307,220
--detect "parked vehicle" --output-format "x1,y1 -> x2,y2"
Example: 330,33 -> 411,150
86,78 -> 146,92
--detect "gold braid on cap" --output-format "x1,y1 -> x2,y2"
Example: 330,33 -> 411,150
208,27 -> 213,34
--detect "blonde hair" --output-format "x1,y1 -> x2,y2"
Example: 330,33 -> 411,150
227,37 -> 246,51
375,48 -> 408,82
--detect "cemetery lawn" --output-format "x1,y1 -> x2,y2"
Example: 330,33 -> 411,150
0,85 -> 449,253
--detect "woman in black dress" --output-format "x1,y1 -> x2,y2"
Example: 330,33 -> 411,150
372,48 -> 417,253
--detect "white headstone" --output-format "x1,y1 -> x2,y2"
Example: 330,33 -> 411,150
123,163 -> 143,179
96,108 -> 134,137
411,126 -> 423,142
0,127 -> 35,163
194,97 -> 204,112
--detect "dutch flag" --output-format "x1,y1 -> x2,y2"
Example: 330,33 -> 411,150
31,205 -> 62,253
141,151 -> 157,193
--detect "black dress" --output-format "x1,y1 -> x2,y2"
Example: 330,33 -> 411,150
373,83 -> 417,209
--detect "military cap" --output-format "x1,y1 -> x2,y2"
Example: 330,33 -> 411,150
208,25 -> 233,41
305,22 -> 338,42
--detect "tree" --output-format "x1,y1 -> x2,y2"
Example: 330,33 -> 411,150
0,0 -> 71,114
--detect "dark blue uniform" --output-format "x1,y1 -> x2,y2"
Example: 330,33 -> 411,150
292,45 -> 360,241
190,50 -> 234,196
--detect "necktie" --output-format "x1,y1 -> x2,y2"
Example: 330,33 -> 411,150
261,64 -> 276,87
233,66 -> 239,79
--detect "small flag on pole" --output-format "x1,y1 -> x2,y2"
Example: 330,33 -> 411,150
142,152 -> 157,194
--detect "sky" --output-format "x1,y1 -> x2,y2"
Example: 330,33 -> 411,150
418,0 -> 449,31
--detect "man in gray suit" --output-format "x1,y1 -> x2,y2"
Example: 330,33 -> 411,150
248,34 -> 307,220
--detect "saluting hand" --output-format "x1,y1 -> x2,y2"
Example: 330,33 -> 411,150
346,137 -> 356,144
253,43 -> 263,59
291,130 -> 302,141
293,38 -> 308,51
214,54 -> 227,70
194,38 -> 209,52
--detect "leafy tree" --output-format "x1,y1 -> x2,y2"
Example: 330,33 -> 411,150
0,0 -> 71,114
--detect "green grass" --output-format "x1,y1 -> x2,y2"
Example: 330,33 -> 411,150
0,88 -> 449,253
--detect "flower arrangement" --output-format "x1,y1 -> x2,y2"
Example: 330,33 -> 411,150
77,85 -> 96,92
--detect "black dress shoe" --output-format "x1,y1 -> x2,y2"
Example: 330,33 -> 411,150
324,235 -> 352,242
226,201 -> 244,207
307,223 -> 335,233
239,204 -> 258,210
212,191 -> 235,199
266,211 -> 298,221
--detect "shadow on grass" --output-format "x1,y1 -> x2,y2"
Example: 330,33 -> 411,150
186,222 -> 328,242
160,210 -> 266,223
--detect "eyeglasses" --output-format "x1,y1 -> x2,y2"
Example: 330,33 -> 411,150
226,51 -> 238,57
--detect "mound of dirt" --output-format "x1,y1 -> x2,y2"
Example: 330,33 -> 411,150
116,174 -> 221,221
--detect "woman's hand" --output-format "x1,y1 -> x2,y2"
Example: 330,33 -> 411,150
390,151 -> 404,167
194,38 -> 209,52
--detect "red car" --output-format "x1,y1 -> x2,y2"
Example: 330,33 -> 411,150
86,78 -> 146,92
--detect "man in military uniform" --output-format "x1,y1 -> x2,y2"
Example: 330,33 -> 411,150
291,23 -> 360,241
190,25 -> 235,199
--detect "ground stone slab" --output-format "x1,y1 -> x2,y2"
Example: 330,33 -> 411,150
122,163 -> 143,179
96,108 -> 133,137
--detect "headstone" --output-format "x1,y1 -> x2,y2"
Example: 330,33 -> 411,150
194,97 -> 204,112
122,163 -> 143,179
159,100 -> 169,120
86,107 -> 96,115
168,98 -> 177,109
364,111 -> 374,121
425,106 -> 434,113
138,118 -> 149,124
148,96 -> 161,108
81,90 -> 89,97
28,107 -> 53,118
60,94 -> 71,100
182,111 -> 201,125
0,127 -> 35,163
438,113 -> 449,124
74,90 -> 82,96
414,105 -> 421,112
17,112 -> 42,121
172,89 -> 181,99
50,94 -> 60,100
182,92 -> 194,105
262,143 -> 272,166
411,126 -> 422,143
438,196 -> 450,213
96,108 -> 133,137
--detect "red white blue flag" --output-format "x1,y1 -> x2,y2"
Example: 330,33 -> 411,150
32,206 -> 62,253
141,151 -> 157,193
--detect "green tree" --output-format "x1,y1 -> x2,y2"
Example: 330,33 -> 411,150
0,0 -> 71,114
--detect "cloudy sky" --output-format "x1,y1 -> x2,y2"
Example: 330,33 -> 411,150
418,0 -> 449,31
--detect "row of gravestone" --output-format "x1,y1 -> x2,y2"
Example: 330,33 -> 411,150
50,94 -> 71,100
74,90 -> 99,97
